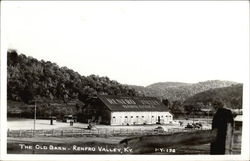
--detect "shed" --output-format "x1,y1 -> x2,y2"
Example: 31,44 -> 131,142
234,115 -> 242,131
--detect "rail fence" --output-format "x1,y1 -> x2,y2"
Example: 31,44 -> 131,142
7,127 -> 211,137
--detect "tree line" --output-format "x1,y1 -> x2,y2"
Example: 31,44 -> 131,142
7,49 -> 138,118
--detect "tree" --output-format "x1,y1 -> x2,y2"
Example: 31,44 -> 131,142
170,100 -> 184,115
20,85 -> 36,103
7,49 -> 19,66
162,99 -> 170,107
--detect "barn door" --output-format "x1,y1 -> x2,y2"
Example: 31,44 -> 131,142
112,116 -> 116,125
98,116 -> 102,124
158,116 -> 160,124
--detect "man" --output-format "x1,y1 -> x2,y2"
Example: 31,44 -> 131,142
210,99 -> 234,154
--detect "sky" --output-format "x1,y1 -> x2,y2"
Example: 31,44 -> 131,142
2,1 -> 249,86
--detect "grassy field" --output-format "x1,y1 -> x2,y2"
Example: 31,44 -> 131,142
7,118 -> 212,130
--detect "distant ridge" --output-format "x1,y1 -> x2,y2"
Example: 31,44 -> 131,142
129,80 -> 238,101
147,82 -> 191,89
184,84 -> 243,109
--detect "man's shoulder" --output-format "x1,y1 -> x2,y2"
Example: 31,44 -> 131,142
217,107 -> 232,113
216,107 -> 233,122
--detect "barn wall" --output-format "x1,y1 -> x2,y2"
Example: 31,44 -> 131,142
81,99 -> 111,125
110,111 -> 173,125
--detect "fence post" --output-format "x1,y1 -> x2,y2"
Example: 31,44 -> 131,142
61,130 -> 63,136
52,129 -> 54,136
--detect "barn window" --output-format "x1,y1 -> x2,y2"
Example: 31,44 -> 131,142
113,116 -> 115,118
152,116 -> 154,118
125,116 -> 128,118
161,116 -> 163,117
131,116 -> 133,118
136,116 -> 139,118
142,116 -> 144,118
166,115 -> 168,117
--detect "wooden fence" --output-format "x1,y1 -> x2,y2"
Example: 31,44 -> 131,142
7,127 -> 211,137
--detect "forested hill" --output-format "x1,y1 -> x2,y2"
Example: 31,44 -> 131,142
184,84 -> 243,109
130,80 -> 238,101
7,50 -> 138,106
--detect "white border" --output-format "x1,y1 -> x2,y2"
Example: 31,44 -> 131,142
1,0 -> 8,158
1,1 -> 249,161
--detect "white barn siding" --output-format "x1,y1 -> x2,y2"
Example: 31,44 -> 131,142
110,111 -> 173,125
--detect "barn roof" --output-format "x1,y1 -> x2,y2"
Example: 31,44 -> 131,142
98,95 -> 169,112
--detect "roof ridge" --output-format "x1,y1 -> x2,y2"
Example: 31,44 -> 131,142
97,95 -> 169,112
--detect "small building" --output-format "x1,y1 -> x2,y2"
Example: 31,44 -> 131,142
232,114 -> 242,154
63,115 -> 77,123
234,115 -> 242,131
7,109 -> 22,118
81,95 -> 173,125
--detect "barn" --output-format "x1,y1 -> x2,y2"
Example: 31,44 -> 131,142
81,95 -> 173,125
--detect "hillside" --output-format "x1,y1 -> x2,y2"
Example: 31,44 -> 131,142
129,85 -> 160,97
147,82 -> 190,89
130,80 -> 238,101
184,84 -> 243,109
7,49 -> 138,118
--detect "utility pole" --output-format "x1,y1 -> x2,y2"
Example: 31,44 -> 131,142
208,110 -> 209,121
33,100 -> 36,135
